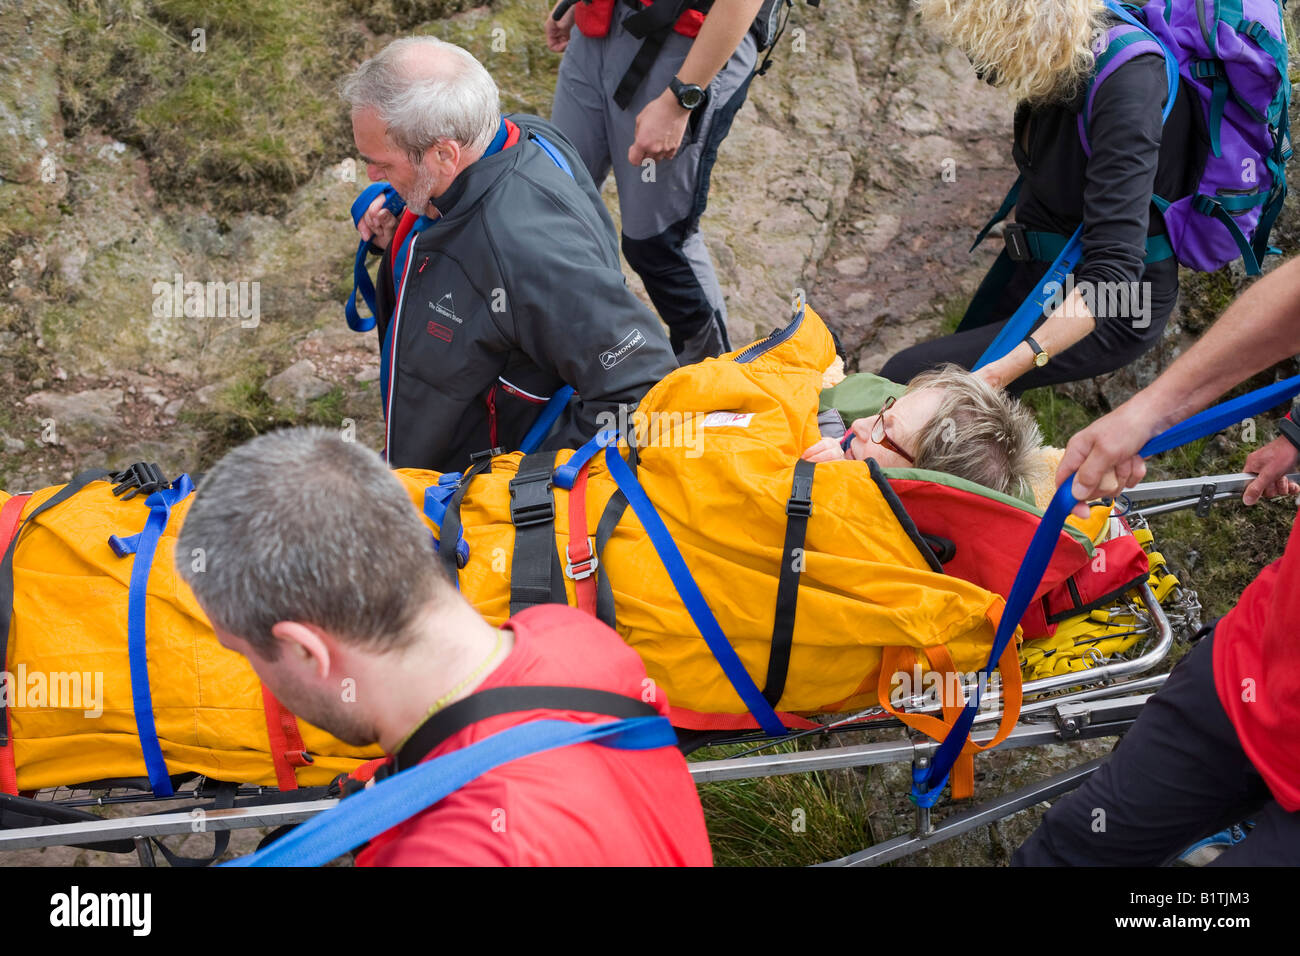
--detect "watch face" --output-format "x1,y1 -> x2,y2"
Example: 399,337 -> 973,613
1035,352 -> 1049,367
680,86 -> 704,109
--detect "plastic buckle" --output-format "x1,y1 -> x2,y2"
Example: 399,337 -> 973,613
509,472 -> 555,528
787,474 -> 813,518
1003,222 -> 1031,262
1195,482 -> 1218,519
109,462 -> 169,501
565,537 -> 598,580
470,447 -> 503,465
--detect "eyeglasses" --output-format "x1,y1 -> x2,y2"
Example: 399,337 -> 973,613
869,396 -> 915,464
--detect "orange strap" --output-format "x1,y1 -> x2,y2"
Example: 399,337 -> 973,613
260,684 -> 312,791
0,494 -> 31,796
876,620 -> 1023,800
565,463 -> 598,617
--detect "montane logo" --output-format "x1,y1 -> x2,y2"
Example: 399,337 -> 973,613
599,329 -> 646,369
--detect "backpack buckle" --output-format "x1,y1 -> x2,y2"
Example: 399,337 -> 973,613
509,471 -> 555,528
565,537 -> 599,580
1003,222 -> 1031,262
109,462 -> 169,501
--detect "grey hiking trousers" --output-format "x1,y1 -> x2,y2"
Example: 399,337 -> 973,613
551,8 -> 757,352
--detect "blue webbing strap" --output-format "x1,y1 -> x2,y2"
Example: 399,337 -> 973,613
972,226 -> 1084,370
422,474 -> 470,567
520,385 -> 577,455
346,183 -> 406,333
222,714 -> 676,866
553,428 -> 618,490
913,370 -> 1300,805
106,474 -> 196,799
603,443 -> 788,736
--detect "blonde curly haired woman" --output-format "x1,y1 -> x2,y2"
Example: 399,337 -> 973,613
880,0 -> 1194,396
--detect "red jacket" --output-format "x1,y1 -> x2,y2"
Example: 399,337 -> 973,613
355,605 -> 712,866
1213,507 -> 1300,811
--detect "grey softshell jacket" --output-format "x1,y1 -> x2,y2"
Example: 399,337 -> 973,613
374,114 -> 677,472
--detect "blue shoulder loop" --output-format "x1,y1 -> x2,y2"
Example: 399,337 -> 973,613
520,385 -> 577,455
222,714 -> 676,866
108,474 -> 196,799
422,474 -> 470,567
345,183 -> 406,333
972,226 -> 1084,370
913,370 -> 1300,805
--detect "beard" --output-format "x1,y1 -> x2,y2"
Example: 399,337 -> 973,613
269,668 -> 380,749
399,163 -> 439,217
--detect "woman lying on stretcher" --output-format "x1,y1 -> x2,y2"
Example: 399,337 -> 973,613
803,364 -> 1044,500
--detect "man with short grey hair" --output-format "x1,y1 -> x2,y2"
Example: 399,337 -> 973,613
177,427 -> 712,866
344,36 -> 677,474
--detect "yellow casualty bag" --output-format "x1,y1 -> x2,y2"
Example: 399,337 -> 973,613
0,472 -> 379,794
393,304 -> 1026,782
0,304 -> 1027,796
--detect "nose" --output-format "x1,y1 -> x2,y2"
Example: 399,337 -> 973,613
366,164 -> 382,181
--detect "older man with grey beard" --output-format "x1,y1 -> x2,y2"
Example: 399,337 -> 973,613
346,36 -> 677,474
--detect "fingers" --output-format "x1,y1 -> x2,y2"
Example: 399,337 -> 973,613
800,439 -> 845,463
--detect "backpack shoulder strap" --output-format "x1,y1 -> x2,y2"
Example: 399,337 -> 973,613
1079,22 -> 1170,155
394,684 -> 662,771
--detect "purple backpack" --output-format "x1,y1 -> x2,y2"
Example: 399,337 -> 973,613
1082,1 -> 1292,274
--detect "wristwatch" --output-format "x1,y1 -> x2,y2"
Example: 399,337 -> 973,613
1280,406 -> 1300,453
669,75 -> 706,111
1025,335 -> 1050,368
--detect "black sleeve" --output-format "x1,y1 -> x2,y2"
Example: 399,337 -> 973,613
501,230 -> 678,450
1076,54 -> 1169,292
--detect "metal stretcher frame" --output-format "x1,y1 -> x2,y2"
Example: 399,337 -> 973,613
0,472 -> 1272,863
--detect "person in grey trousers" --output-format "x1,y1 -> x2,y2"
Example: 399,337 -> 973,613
546,0 -> 764,364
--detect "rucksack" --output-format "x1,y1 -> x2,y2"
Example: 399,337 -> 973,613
970,0 -> 1291,369
1083,0 -> 1292,274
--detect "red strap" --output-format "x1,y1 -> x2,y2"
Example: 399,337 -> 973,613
0,711 -> 15,796
566,463 -> 598,617
1,495 -> 31,795
261,684 -> 312,791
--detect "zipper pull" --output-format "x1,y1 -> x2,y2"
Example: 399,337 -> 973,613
418,256 -> 429,274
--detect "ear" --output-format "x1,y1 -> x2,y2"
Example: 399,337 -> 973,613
270,620 -> 334,681
432,138 -> 461,170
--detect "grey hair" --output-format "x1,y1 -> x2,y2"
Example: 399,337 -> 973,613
176,427 -> 447,660
905,364 -> 1045,500
340,35 -> 500,165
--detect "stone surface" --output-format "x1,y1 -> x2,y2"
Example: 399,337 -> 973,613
23,387 -> 124,429
264,359 -> 333,408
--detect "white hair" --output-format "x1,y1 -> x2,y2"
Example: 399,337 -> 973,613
341,35 -> 500,164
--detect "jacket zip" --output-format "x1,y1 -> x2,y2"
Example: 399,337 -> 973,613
486,384 -> 499,448
384,241 -> 421,457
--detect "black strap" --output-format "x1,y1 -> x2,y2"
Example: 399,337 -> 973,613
613,0 -> 700,109
394,685 -> 661,771
593,490 -> 629,629
508,451 -> 563,615
438,457 -> 492,585
148,780 -> 238,867
1,469 -> 112,745
762,460 -> 814,707
0,791 -> 137,854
